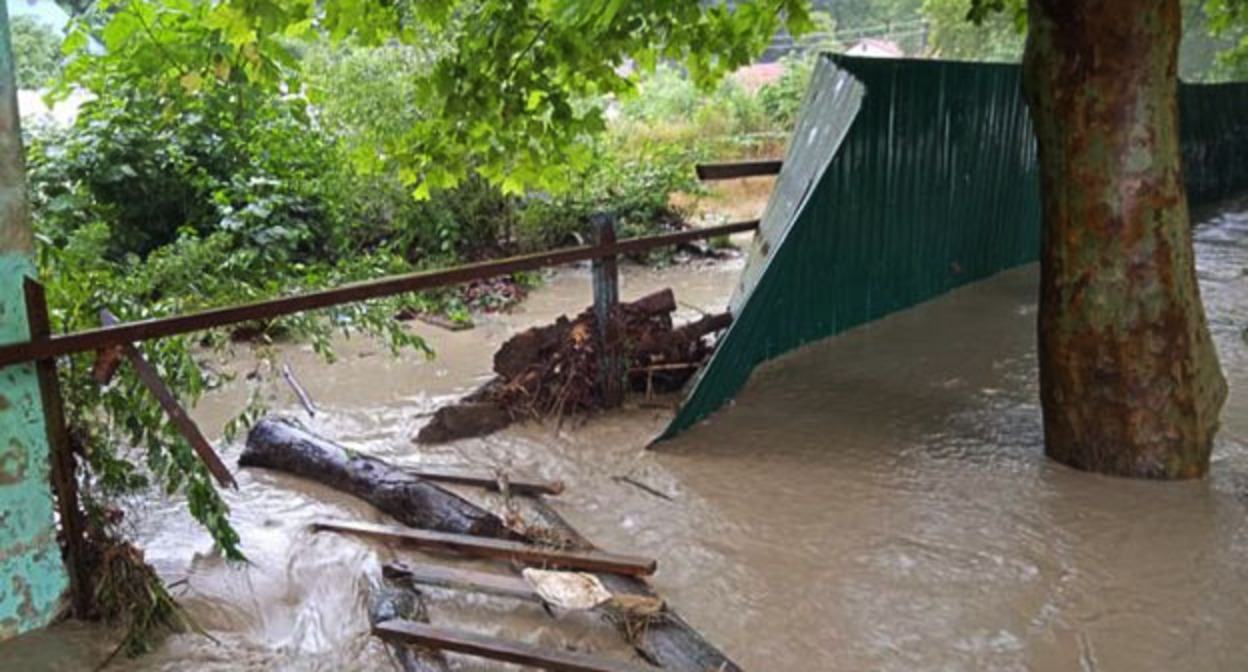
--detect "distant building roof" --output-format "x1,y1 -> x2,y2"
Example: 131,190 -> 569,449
733,62 -> 785,92
846,38 -> 905,58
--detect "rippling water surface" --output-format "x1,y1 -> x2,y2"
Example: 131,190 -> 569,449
4,206 -> 1248,671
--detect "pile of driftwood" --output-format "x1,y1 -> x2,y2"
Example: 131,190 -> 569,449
240,417 -> 743,671
418,289 -> 730,444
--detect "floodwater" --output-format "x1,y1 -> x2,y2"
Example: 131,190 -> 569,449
4,205 -> 1248,671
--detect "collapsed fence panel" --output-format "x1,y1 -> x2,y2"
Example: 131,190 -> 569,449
661,53 -> 1248,442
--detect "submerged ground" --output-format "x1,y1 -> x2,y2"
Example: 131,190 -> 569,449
3,203 -> 1247,671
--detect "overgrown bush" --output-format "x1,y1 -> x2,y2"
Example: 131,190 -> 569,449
758,55 -> 816,129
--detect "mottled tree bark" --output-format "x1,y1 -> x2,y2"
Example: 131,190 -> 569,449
1023,0 -> 1227,478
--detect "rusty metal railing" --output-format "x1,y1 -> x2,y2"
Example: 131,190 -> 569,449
0,219 -> 758,368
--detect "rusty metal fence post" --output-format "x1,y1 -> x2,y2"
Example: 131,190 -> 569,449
591,213 -> 623,407
25,280 -> 91,619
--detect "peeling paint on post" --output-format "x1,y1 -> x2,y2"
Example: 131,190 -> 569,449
0,0 -> 68,640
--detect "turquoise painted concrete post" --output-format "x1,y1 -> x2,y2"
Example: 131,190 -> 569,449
0,1 -> 69,640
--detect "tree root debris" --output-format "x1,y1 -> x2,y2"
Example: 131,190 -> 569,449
417,289 -> 730,443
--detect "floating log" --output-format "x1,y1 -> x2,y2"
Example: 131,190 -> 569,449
240,417 -> 510,538
403,468 -> 564,496
313,520 -> 656,577
374,620 -> 651,672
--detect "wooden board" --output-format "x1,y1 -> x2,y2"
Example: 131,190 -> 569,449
374,620 -> 651,672
695,159 -> 783,180
383,562 -> 542,603
406,468 -> 564,496
313,520 -> 656,576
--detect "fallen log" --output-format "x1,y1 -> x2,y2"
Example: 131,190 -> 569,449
240,417 -> 510,538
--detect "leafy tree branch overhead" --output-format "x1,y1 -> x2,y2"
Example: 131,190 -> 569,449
56,0 -> 813,197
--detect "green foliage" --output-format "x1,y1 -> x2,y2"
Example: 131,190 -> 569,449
759,55 -> 816,128
965,0 -> 1247,79
923,0 -> 1023,61
26,0 -> 823,571
517,140 -> 699,253
11,15 -> 63,88
1206,0 -> 1248,77
57,0 -> 812,197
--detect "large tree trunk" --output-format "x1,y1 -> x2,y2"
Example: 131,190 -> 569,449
1023,0 -> 1227,478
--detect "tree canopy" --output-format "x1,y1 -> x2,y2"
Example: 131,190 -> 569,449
57,0 -> 811,198
11,15 -> 63,88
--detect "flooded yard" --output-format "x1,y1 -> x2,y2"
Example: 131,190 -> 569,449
3,204 -> 1248,671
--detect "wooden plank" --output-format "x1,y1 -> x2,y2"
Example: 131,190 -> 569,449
24,278 -> 93,619
695,159 -> 783,180
374,620 -> 651,672
383,562 -> 543,603
100,309 -> 237,489
313,520 -> 656,576
0,220 -> 760,368
527,497 -> 744,671
404,468 -> 564,496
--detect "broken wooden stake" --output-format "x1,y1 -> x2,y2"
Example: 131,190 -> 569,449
313,520 -> 656,576
374,620 -> 651,672
281,362 -> 317,417
99,309 -> 237,489
403,467 -> 564,496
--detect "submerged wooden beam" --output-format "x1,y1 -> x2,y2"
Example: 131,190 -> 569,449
527,498 -> 742,671
100,309 -> 237,489
314,520 -> 656,577
369,576 -> 449,672
405,468 -> 564,496
383,562 -> 543,603
374,620 -> 651,672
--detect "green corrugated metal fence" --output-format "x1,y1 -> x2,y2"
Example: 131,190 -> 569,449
661,54 -> 1248,441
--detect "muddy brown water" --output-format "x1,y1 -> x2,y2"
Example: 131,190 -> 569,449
5,205 -> 1248,671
